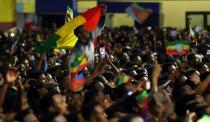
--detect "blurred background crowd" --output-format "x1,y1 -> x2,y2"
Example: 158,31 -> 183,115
1,21 -> 210,122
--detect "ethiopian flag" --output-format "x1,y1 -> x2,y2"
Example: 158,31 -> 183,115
135,90 -> 149,103
115,73 -> 132,87
34,5 -> 104,53
69,52 -> 88,92
70,51 -> 88,76
166,40 -> 190,56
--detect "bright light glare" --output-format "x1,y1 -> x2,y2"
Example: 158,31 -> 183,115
10,33 -> 15,37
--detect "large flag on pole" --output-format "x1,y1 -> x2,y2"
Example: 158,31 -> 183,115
34,5 -> 104,53
125,3 -> 152,24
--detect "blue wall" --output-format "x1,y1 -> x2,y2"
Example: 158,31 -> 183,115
97,2 -> 160,27
36,1 -> 159,27
36,0 -> 72,14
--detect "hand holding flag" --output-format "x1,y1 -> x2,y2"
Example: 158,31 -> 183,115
34,5 -> 105,53
115,73 -> 132,87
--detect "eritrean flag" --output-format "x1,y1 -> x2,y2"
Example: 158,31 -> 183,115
115,73 -> 132,87
70,72 -> 85,92
166,40 -> 190,56
34,5 -> 104,53
125,3 -> 152,24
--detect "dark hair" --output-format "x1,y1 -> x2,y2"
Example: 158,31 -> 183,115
3,86 -> 21,113
115,84 -> 132,99
162,63 -> 174,74
40,92 -> 57,113
187,53 -> 196,61
123,92 -> 142,113
186,69 -> 197,77
15,109 -> 33,122
175,94 -> 196,117
0,63 -> 9,80
82,102 -> 99,120
74,26 -> 84,36
83,88 -> 103,104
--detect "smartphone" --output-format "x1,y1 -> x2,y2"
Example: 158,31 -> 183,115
99,47 -> 106,58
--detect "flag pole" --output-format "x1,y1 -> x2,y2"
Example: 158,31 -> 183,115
186,17 -> 191,60
188,17 -> 191,40
153,30 -> 157,53
163,28 -> 167,55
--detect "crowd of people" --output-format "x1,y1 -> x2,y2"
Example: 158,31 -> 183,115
1,5 -> 210,122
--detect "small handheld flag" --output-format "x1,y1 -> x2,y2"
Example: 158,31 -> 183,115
135,90 -> 149,103
70,51 -> 88,76
125,3 -> 152,24
65,6 -> 73,22
166,40 -> 190,56
115,73 -> 132,87
70,72 -> 85,92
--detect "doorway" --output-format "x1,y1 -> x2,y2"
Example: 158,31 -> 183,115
40,14 -> 65,29
186,12 -> 210,31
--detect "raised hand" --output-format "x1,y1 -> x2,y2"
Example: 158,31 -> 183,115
152,64 -> 162,79
152,64 -> 162,92
5,67 -> 19,83
184,110 -> 196,122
